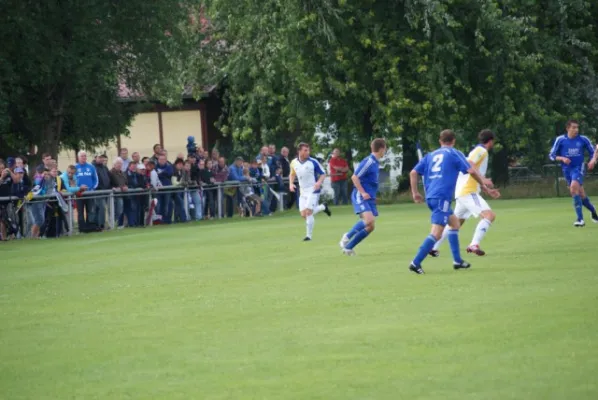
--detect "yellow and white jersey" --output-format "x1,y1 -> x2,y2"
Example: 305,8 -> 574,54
290,157 -> 325,193
455,145 -> 488,198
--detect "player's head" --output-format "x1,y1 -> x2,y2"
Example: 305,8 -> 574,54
478,129 -> 495,150
297,143 -> 310,159
439,129 -> 457,147
566,119 -> 579,137
370,138 -> 387,158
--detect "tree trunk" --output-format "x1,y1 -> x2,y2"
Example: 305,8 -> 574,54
39,84 -> 68,159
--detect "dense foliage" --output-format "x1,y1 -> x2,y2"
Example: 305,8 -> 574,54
200,0 -> 598,183
0,0 -> 201,160
2,1 -> 597,185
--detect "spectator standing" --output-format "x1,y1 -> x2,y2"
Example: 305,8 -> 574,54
184,159 -> 203,221
229,156 -> 248,213
329,148 -> 350,205
278,147 -> 295,209
172,159 -> 189,223
12,157 -> 30,237
197,147 -> 206,161
155,154 -> 173,223
210,148 -> 220,165
131,152 -> 142,170
125,162 -> 144,227
258,156 -> 272,215
200,159 -> 216,219
256,146 -> 270,163
28,165 -> 49,238
74,151 -> 96,230
0,159 -> 22,240
110,158 -> 128,229
120,148 -> 131,172
60,166 -> 84,194
150,144 -> 162,164
212,157 -> 231,218
93,154 -> 112,229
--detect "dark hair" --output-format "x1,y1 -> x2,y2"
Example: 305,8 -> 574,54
371,138 -> 386,152
439,129 -> 456,144
478,129 -> 495,144
67,165 -> 76,171
566,119 -> 579,128
153,143 -> 161,151
142,157 -> 149,162
174,158 -> 184,166
42,152 -> 51,159
298,142 -> 310,151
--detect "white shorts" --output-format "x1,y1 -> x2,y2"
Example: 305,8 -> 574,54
299,191 -> 320,212
454,193 -> 491,219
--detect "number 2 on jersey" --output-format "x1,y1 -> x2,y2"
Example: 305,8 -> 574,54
431,154 -> 444,172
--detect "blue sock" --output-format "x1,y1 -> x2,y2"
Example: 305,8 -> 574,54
573,195 -> 583,221
412,234 -> 437,266
447,229 -> 463,263
346,228 -> 370,250
347,220 -> 366,239
582,197 -> 596,214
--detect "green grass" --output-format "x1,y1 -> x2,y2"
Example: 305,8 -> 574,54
1,198 -> 597,400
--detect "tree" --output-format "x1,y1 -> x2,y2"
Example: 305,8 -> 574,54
199,0 -> 598,185
0,0 -> 202,160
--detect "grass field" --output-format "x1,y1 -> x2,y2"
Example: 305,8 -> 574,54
1,198 -> 598,400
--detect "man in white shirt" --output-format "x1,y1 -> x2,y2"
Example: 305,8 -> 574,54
289,143 -> 331,241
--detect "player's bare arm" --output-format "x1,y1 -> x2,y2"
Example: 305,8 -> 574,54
409,169 -> 424,203
289,169 -> 296,192
468,167 -> 500,199
351,174 -> 371,200
589,145 -> 598,170
555,156 -> 571,165
314,171 -> 326,192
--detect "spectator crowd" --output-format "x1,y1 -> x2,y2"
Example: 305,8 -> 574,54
0,136 -> 345,241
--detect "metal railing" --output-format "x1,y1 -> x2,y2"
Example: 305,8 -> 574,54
0,178 -> 291,238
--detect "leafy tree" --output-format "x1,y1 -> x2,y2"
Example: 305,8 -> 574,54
0,0 -> 202,160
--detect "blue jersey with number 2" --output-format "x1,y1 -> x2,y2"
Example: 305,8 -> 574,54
414,147 -> 471,200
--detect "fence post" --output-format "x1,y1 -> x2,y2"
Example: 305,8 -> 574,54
148,191 -> 153,226
108,191 -> 115,230
278,192 -> 285,212
67,195 -> 73,236
184,187 -> 190,221
217,184 -> 222,219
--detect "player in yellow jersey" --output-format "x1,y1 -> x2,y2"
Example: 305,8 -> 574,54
430,129 -> 498,256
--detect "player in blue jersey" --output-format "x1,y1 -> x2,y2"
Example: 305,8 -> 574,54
409,130 -> 500,274
549,119 -> 597,226
339,138 -> 387,256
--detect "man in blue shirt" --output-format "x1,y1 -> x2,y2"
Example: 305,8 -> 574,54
339,138 -> 387,255
549,119 -> 597,226
409,130 -> 500,274
75,151 -> 97,230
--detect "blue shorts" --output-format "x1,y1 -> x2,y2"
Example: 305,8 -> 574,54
27,202 -> 46,226
426,198 -> 453,226
563,168 -> 584,186
351,191 -> 378,217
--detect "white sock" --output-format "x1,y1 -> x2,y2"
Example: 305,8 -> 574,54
433,226 -> 450,250
312,204 -> 325,215
306,215 -> 315,238
471,218 -> 492,246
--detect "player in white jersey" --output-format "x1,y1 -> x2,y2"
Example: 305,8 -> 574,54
431,129 -> 498,256
289,143 -> 331,241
